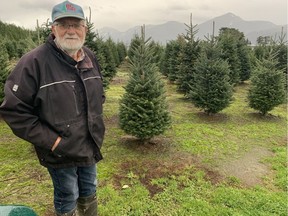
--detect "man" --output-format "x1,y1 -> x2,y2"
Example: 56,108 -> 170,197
0,1 -> 105,215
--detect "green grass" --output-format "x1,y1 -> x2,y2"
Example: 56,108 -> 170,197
0,64 -> 287,215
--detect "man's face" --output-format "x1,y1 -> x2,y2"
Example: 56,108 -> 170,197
52,17 -> 87,53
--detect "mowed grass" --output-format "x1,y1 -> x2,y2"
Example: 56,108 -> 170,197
0,64 -> 287,215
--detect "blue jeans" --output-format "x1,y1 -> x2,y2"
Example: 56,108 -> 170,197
47,165 -> 97,214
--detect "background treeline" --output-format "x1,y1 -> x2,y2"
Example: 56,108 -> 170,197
0,18 -> 287,119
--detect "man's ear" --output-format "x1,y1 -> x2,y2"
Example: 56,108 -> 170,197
51,25 -> 56,34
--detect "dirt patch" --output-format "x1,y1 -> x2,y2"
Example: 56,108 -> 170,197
120,135 -> 174,154
112,152 -> 223,197
112,143 -> 274,196
104,114 -> 119,126
196,112 -> 230,123
247,112 -> 284,122
44,209 -> 55,216
110,77 -> 127,85
216,146 -> 274,187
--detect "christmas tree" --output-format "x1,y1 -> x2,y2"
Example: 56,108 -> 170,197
189,42 -> 233,114
119,26 -> 171,141
248,53 -> 286,115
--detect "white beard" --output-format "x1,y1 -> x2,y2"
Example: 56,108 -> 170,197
55,33 -> 85,55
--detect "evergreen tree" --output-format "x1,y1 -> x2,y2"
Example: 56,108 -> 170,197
116,42 -> 127,63
237,40 -> 252,82
159,40 -> 172,77
189,42 -> 233,114
177,15 -> 201,95
103,40 -> 117,79
160,36 -> 185,82
276,28 -> 287,70
148,40 -> 164,67
106,37 -> 120,67
84,20 -> 98,50
253,31 -> 287,87
129,34 -> 163,67
37,19 -> 52,45
253,36 -> 271,62
216,28 -> 241,85
85,21 -> 118,88
127,34 -> 141,60
119,27 -> 171,141
248,53 -> 286,115
273,30 -> 287,86
0,42 -> 9,103
2,38 -> 17,60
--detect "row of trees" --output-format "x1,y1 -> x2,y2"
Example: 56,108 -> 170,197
158,18 -> 286,115
118,19 -> 286,140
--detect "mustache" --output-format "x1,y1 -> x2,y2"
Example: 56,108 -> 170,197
64,37 -> 79,40
64,35 -> 80,40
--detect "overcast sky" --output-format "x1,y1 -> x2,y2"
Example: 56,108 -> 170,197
0,0 -> 287,31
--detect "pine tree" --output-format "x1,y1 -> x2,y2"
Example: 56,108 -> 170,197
84,20 -> 98,50
217,28 -> 243,85
0,42 -> 9,103
127,34 -> 141,60
85,22 -> 112,88
160,37 -> 184,81
103,40 -> 117,78
177,14 -> 201,95
106,37 -> 120,67
248,53 -> 286,115
116,42 -> 127,63
119,26 -> 171,141
189,42 -> 233,114
37,19 -> 52,45
159,40 -> 172,77
274,28 -> 287,74
148,40 -> 164,67
253,32 -> 287,88
237,41 -> 252,82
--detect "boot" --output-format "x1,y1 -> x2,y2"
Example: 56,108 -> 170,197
55,207 -> 77,216
77,193 -> 97,216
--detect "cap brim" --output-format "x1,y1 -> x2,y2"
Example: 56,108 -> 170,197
53,14 -> 85,22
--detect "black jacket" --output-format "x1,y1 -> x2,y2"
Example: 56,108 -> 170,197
0,34 -> 105,168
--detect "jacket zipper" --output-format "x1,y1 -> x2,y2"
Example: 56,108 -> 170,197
71,85 -> 80,115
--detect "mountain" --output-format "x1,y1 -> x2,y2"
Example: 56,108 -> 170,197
97,13 -> 287,45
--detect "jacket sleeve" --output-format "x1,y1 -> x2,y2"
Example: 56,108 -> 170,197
0,57 -> 59,150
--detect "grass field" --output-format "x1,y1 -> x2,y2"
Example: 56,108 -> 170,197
0,63 -> 287,216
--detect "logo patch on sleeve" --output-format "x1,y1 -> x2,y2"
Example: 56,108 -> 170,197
12,84 -> 19,92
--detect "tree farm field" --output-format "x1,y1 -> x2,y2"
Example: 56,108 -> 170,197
0,64 -> 287,216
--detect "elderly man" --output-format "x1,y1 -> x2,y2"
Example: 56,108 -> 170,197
0,1 -> 105,215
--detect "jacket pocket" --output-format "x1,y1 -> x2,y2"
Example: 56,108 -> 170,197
52,120 -> 93,159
